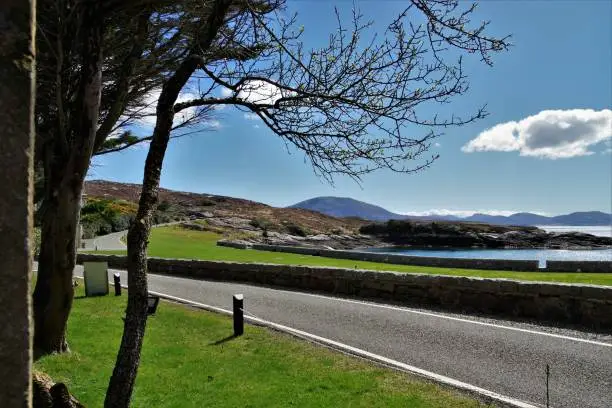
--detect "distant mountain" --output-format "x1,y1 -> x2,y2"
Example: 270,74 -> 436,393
465,211 -> 612,226
290,196 -> 612,226
549,211 -> 612,226
289,197 -> 407,221
464,212 -> 551,225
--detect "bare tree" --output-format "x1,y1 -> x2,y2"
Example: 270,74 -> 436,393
32,0 -> 217,355
107,0 -> 509,405
34,0 -> 272,355
104,1 -> 239,405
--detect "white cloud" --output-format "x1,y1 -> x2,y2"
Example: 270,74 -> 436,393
399,209 -> 550,217
237,80 -> 294,105
132,89 -> 204,131
434,142 -> 441,147
220,87 -> 233,98
207,120 -> 221,129
401,209 -> 518,217
244,113 -> 259,120
125,88 -> 221,134
462,109 -> 612,159
220,81 -> 295,107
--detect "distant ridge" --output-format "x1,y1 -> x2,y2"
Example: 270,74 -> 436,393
288,196 -> 403,221
290,196 -> 612,226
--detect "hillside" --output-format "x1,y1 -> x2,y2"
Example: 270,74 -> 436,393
290,196 -> 612,226
82,180 -> 610,250
84,180 -> 366,236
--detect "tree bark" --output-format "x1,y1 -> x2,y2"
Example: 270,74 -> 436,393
104,2 -> 231,406
32,0 -> 104,356
0,0 -> 35,406
33,178 -> 82,355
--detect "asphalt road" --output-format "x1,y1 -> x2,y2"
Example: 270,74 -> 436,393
81,231 -> 126,251
80,224 -> 182,251
73,266 -> 612,408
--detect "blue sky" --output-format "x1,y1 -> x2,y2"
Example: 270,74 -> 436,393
89,0 -> 612,216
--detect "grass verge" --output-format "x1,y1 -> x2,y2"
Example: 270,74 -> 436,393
92,226 -> 612,286
35,284 -> 491,407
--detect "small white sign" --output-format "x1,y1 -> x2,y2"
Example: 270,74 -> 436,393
84,262 -> 109,297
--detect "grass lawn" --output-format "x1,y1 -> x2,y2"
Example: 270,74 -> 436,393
93,226 -> 612,286
35,284 -> 491,407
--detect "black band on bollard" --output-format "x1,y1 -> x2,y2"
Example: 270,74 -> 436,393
233,294 -> 244,336
113,273 -> 121,296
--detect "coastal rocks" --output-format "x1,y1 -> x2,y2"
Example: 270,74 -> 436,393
546,232 -> 612,249
223,229 -> 383,250
182,215 -> 611,251
359,220 -> 611,249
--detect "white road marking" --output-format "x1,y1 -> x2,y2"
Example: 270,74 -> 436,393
144,270 -> 612,348
293,292 -> 612,348
147,289 -> 543,408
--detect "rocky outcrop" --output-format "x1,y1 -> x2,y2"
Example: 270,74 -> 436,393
180,215 -> 611,250
223,230 -> 383,250
359,220 -> 611,249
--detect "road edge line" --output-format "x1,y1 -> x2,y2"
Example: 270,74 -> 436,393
147,289 -> 543,408
71,273 -> 543,408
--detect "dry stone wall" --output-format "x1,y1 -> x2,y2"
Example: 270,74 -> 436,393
77,253 -> 612,330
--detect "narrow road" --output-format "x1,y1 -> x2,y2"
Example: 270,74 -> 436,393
74,266 -> 612,408
80,223 -> 181,251
81,231 -> 126,251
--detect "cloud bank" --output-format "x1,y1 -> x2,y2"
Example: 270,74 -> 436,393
127,89 -> 221,134
462,109 -> 612,159
243,113 -> 259,120
400,209 -> 535,218
221,80 -> 294,105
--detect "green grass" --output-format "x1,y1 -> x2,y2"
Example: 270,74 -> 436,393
35,284 -> 490,407
93,226 -> 612,286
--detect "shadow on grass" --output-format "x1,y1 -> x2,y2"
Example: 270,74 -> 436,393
209,334 -> 238,346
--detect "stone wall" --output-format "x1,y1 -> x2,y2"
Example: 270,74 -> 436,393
546,260 -> 611,273
217,241 -> 612,273
77,254 -> 612,330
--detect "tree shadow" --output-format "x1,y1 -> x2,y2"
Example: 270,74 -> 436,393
209,334 -> 238,346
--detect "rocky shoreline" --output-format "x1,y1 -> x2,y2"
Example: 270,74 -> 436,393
358,220 -> 612,250
196,217 -> 612,251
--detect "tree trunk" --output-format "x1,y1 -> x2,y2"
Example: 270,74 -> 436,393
32,0 -> 104,356
33,178 -> 82,355
104,3 -> 231,406
103,75 -> 178,408
0,0 -> 35,405
104,44 -> 187,406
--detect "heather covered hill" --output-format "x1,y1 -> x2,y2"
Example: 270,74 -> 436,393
83,180 -> 611,250
84,180 -> 367,237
